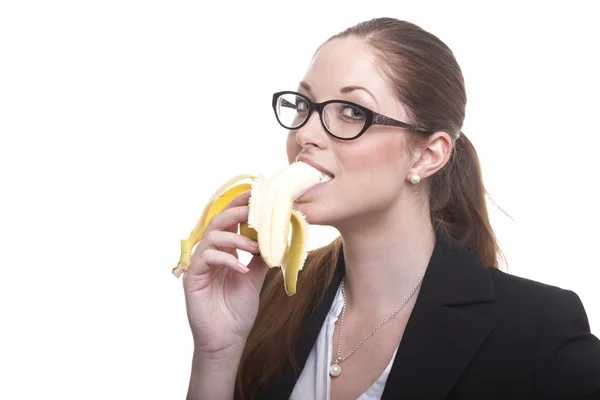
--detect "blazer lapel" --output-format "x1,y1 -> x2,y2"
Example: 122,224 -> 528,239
381,229 -> 496,399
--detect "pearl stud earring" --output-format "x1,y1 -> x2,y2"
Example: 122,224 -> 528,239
410,174 -> 421,184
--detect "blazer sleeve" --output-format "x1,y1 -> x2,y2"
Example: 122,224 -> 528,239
533,288 -> 600,399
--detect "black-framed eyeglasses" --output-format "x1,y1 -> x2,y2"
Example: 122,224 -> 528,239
272,91 -> 433,140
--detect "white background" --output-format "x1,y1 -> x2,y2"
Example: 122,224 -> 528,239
1,1 -> 599,398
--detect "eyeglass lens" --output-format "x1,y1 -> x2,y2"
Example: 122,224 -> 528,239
275,93 -> 366,139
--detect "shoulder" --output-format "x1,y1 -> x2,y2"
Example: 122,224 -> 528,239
486,266 -> 586,314
484,267 -> 593,331
463,265 -> 596,349
487,266 -> 564,298
485,267 -> 600,396
468,267 -> 600,397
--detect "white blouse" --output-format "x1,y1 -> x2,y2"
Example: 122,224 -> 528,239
290,282 -> 399,400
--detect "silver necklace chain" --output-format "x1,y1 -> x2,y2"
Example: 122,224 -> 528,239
329,275 -> 424,377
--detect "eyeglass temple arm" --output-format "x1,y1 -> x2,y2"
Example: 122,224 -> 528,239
373,113 -> 431,134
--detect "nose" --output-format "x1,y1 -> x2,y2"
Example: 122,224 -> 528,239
295,109 -> 328,149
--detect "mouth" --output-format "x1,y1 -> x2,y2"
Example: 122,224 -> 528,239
297,156 -> 335,182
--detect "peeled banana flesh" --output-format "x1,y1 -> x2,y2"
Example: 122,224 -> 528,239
172,161 -> 332,295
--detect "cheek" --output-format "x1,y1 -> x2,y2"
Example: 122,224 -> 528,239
333,137 -> 406,217
340,136 -> 406,180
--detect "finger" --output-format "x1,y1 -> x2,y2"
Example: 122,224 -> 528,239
187,247 -> 249,277
222,189 -> 251,211
203,230 -> 259,255
203,248 -> 249,273
206,190 -> 251,236
205,205 -> 250,233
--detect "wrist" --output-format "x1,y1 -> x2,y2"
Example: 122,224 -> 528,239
193,341 -> 246,365
187,343 -> 246,400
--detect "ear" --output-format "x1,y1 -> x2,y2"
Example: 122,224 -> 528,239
407,131 -> 453,183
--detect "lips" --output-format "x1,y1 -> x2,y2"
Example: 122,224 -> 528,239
297,156 -> 334,180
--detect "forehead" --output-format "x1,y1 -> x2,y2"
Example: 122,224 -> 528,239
301,36 -> 391,101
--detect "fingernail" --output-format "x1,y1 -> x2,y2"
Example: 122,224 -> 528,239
238,262 -> 249,272
248,241 -> 259,250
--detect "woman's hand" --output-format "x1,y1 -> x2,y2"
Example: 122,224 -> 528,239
182,190 -> 269,358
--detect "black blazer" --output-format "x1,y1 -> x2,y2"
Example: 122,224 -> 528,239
259,229 -> 600,399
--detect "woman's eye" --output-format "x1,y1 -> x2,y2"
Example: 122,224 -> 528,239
296,99 -> 309,110
342,106 -> 364,121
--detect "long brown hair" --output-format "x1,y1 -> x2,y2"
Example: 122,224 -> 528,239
235,17 -> 502,399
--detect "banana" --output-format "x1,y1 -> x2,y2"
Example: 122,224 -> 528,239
172,161 -> 332,295
239,222 -> 258,242
171,174 -> 256,278
281,209 -> 309,295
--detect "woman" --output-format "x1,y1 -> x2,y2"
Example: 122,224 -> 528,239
183,18 -> 600,399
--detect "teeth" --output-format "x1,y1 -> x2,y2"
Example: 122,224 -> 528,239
320,171 -> 333,182
172,161 -> 324,295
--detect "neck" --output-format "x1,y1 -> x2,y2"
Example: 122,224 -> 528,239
335,198 -> 435,316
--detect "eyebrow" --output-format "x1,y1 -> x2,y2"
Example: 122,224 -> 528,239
299,81 -> 313,94
299,81 -> 377,104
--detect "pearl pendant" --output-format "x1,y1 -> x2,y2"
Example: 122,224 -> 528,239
329,363 -> 342,377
